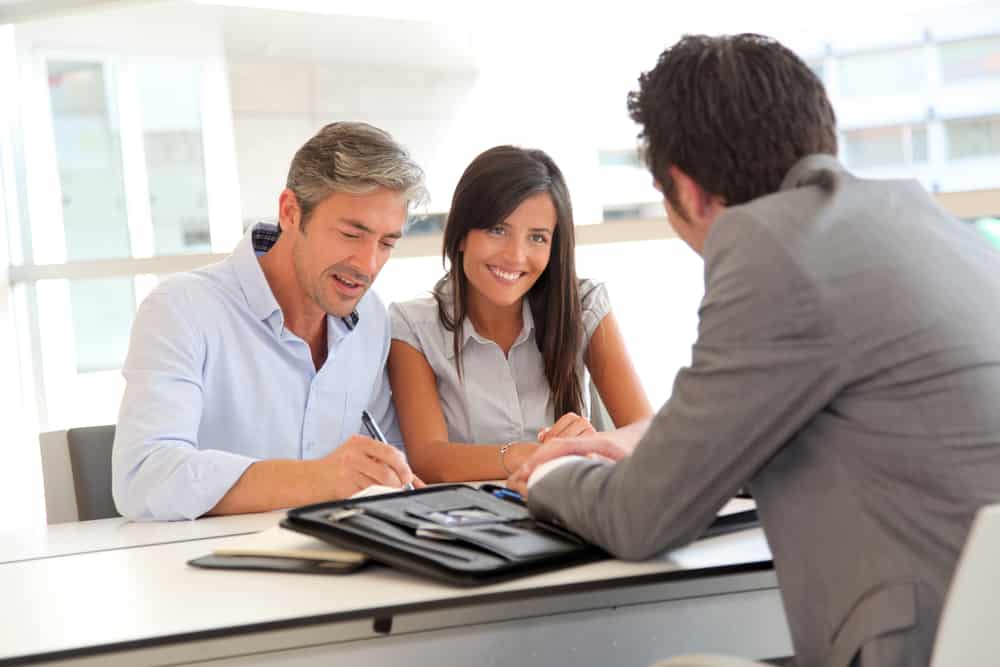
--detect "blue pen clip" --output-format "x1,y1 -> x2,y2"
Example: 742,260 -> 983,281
481,484 -> 525,505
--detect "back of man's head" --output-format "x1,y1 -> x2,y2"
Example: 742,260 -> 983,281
628,33 -> 837,208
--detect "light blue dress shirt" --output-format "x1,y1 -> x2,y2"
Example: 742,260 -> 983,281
112,223 -> 401,521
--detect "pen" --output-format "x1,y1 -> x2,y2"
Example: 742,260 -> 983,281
361,409 -> 414,491
480,483 -> 525,506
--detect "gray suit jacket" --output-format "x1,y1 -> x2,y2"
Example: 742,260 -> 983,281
530,155 -> 1000,667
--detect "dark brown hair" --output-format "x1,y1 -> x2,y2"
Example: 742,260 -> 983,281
435,145 -> 584,417
627,33 -> 837,208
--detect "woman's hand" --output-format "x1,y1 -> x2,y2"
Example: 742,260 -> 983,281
537,412 -> 596,443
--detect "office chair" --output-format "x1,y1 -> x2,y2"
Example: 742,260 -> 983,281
39,429 -> 78,523
651,502 -> 1000,667
65,424 -> 120,521
589,378 -> 614,432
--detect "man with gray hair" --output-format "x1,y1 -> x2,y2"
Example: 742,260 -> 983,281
113,122 -> 426,521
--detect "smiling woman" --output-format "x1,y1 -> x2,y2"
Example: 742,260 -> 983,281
460,192 -> 556,318
386,146 -> 654,483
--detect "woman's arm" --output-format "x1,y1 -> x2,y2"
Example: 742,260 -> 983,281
585,311 -> 655,427
388,339 -> 537,483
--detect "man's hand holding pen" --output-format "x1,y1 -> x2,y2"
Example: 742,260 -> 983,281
361,409 -> 422,492
312,434 -> 423,498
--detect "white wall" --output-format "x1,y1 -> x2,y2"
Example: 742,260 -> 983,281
221,4 -> 670,226
228,60 -> 478,224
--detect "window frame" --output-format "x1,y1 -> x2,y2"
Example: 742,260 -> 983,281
3,44 -> 243,431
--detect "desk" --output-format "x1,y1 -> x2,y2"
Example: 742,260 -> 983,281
0,512 -> 283,564
0,514 -> 791,667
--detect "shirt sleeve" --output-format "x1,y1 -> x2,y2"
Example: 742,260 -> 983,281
389,301 -> 425,353
528,210 -> 845,559
579,279 -> 612,344
111,281 -> 255,521
368,301 -> 404,450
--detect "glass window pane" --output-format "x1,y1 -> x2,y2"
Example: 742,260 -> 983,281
602,202 -> 663,222
603,205 -> 642,222
597,148 -> 662,223
911,126 -> 928,162
844,124 -> 927,168
805,58 -> 824,82
405,212 -> 445,236
838,48 -> 925,97
598,149 -> 641,168
33,277 -> 134,429
138,62 -> 211,254
946,116 -> 1000,160
845,126 -> 905,167
940,36 -> 1000,84
69,277 -> 135,373
974,217 -> 1000,249
47,61 -> 131,261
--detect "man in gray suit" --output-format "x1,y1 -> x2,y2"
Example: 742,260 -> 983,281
508,34 -> 1000,667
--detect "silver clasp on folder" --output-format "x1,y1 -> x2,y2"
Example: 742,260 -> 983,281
327,507 -> 365,522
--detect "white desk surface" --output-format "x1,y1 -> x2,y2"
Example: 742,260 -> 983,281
0,511 -> 283,564
0,516 -> 776,665
0,484 -> 504,564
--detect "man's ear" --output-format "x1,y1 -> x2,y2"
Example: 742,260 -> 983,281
669,167 -> 724,224
669,167 -> 703,219
277,188 -> 300,233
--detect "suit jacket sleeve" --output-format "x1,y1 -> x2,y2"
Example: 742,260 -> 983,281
528,209 -> 846,559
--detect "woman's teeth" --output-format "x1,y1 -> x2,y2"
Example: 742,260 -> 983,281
489,266 -> 521,281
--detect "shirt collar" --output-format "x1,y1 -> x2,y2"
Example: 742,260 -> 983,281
232,223 -> 282,324
780,153 -> 849,193
231,222 -> 360,337
438,279 -> 536,359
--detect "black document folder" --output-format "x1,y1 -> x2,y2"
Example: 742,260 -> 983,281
282,484 -> 601,586
281,485 -> 759,586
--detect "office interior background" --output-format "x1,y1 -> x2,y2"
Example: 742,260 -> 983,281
1,0 -> 998,528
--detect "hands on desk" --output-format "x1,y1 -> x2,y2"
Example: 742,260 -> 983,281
318,435 -> 425,497
537,412 -> 597,443
506,431 -> 629,499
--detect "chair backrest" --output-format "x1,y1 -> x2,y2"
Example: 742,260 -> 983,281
65,424 -> 119,521
39,429 -> 78,523
930,502 -> 1000,666
589,378 -> 614,432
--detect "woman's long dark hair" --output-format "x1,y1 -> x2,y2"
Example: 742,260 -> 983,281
434,145 -> 583,418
